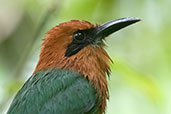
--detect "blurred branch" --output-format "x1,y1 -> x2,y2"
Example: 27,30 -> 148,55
0,1 -> 59,113
14,0 -> 59,79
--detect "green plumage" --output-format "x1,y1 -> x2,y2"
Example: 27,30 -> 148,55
7,69 -> 99,114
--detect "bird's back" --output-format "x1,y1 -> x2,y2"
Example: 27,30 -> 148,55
7,68 -> 99,114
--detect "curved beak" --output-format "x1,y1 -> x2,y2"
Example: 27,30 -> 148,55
96,17 -> 140,39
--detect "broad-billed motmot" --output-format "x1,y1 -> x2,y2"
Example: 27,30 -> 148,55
7,17 -> 140,114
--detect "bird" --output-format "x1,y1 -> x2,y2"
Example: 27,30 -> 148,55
7,17 -> 140,114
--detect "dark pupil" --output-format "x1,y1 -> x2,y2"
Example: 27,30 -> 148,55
74,32 -> 84,40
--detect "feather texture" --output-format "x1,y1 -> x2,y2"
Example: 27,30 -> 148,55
7,68 -> 99,114
34,20 -> 112,113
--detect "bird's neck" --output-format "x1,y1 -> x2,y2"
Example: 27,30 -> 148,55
34,43 -> 112,113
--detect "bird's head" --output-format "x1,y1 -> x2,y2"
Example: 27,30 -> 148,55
34,17 -> 140,112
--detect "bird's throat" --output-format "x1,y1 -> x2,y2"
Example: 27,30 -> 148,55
34,44 -> 112,113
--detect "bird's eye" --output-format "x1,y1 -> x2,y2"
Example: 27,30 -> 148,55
73,31 -> 85,41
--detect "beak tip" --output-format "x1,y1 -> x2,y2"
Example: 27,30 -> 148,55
133,18 -> 141,22
123,17 -> 141,23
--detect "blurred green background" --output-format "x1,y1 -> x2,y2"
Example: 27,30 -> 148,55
0,0 -> 171,114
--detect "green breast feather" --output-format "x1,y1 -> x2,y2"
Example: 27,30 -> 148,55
7,69 -> 99,114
